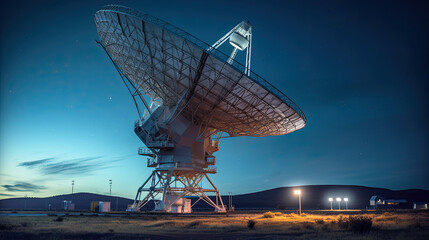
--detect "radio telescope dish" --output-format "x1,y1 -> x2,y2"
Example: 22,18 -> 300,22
94,5 -> 306,213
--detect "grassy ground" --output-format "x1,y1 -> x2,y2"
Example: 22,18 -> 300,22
0,210 -> 428,239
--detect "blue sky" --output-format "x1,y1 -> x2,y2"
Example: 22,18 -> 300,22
1,0 -> 428,200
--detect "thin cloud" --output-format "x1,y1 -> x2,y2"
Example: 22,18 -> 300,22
18,158 -> 55,168
17,156 -> 118,175
2,181 -> 46,192
41,157 -> 104,175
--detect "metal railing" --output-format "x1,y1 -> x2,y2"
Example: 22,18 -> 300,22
138,147 -> 155,156
205,166 -> 217,173
147,158 -> 158,167
134,119 -> 142,128
206,156 -> 216,164
98,5 -> 307,123
145,140 -> 175,149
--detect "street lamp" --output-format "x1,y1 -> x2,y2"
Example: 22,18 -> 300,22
294,190 -> 302,215
229,192 -> 233,211
336,197 -> 341,210
109,179 -> 112,196
344,198 -> 348,210
71,180 -> 74,194
328,198 -> 333,210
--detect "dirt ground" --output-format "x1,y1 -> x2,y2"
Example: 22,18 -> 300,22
0,210 -> 428,239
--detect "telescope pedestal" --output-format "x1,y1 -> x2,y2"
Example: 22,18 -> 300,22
128,168 -> 226,213
126,106 -> 226,213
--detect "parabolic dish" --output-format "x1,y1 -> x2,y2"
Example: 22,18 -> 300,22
94,5 -> 306,137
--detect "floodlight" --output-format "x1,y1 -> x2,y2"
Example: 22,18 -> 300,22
336,197 -> 341,210
329,198 -> 333,202
294,189 -> 302,215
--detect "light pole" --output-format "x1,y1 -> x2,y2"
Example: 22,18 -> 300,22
294,190 -> 302,215
336,197 -> 341,210
229,192 -> 233,211
344,198 -> 348,210
329,198 -> 333,210
71,180 -> 74,194
109,179 -> 112,196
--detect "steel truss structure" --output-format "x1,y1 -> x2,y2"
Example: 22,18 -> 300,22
94,5 -> 306,213
134,170 -> 225,212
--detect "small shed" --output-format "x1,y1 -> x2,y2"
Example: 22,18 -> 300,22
99,201 -> 111,212
370,195 -> 409,209
370,195 -> 378,209
154,194 -> 191,213
63,200 -> 75,210
414,202 -> 428,209
91,201 -> 111,212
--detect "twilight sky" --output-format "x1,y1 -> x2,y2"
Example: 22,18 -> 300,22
1,0 -> 428,200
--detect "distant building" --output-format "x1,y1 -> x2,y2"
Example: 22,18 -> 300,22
413,202 -> 428,209
370,196 -> 378,209
154,196 -> 191,213
91,201 -> 111,212
370,195 -> 410,209
63,200 -> 75,210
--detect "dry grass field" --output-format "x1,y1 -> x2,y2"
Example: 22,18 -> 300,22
0,210 -> 428,239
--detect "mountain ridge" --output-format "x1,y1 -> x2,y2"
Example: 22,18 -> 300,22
1,185 -> 428,210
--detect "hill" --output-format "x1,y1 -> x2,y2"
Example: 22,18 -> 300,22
0,193 -> 133,211
227,185 -> 429,210
1,185 -> 428,211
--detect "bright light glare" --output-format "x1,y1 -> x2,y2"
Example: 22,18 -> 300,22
336,197 -> 341,202
294,190 -> 301,195
328,198 -> 333,202
344,198 -> 349,202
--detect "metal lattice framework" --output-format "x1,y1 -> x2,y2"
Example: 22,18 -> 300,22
94,5 -> 306,138
133,170 -> 224,211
